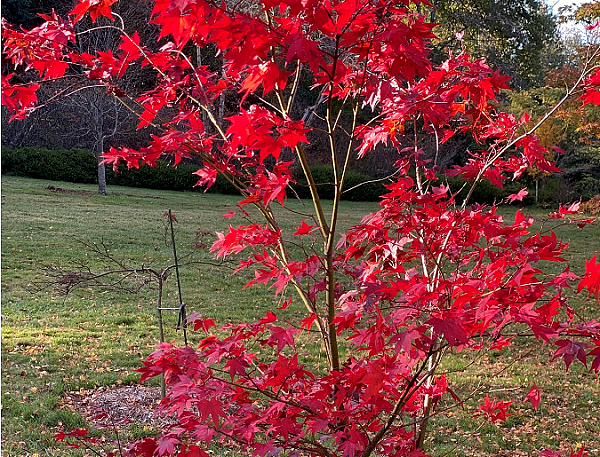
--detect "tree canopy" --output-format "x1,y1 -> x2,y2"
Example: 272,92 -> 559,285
2,2 -> 600,456
429,0 -> 562,89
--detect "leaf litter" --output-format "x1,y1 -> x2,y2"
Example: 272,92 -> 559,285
61,385 -> 173,428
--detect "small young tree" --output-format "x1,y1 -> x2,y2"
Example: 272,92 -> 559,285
3,1 -> 600,456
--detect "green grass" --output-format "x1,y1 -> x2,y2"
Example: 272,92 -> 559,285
0,177 -> 375,456
2,176 -> 599,456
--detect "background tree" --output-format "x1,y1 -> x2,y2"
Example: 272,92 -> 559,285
428,0 -> 563,89
1,0 -> 70,28
1,0 -> 158,195
507,2 -> 600,203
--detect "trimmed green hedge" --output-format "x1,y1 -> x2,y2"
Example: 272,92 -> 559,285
1,147 -> 98,183
445,176 -> 514,205
106,161 -> 237,194
1,146 -> 238,194
290,164 -> 385,201
1,147 -> 386,201
1,146 -> 541,204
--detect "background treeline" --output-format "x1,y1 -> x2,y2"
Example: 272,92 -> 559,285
1,147 -> 235,194
1,0 -> 599,203
6,145 -> 599,205
0,146 -> 384,201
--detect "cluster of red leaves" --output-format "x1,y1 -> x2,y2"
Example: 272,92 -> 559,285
54,428 -> 119,456
134,316 -> 433,457
3,1 -> 600,457
475,395 -> 512,423
579,68 -> 600,107
541,448 -> 589,457
133,172 -> 599,456
1,73 -> 39,120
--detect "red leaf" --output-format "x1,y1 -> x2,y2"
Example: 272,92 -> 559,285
130,437 -> 158,456
284,31 -> 323,75
265,326 -> 298,352
553,339 -> 590,370
259,311 -> 277,324
580,69 -> 600,106
137,108 -> 159,129
524,383 -> 541,410
72,428 -> 89,437
506,188 -> 528,204
225,356 -> 249,379
577,253 -> 600,301
1,75 -> 40,119
277,298 -> 292,310
163,211 -> 177,222
193,167 -> 218,191
489,336 -> 513,351
241,61 -> 291,96
300,313 -> 318,331
549,201 -> 581,219
118,31 -> 142,61
293,220 -> 317,236
180,445 -> 210,457
277,119 -> 310,149
426,316 -> 469,347
587,20 -> 600,30
70,0 -> 117,23
190,313 -> 216,333
198,399 -> 225,424
362,367 -> 384,400
238,193 -> 262,207
157,435 -> 179,456
589,345 -> 600,375
476,394 -> 512,423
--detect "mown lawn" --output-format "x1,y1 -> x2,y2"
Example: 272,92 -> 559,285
1,176 -> 599,456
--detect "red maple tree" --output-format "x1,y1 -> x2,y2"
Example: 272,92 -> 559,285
3,1 -> 600,456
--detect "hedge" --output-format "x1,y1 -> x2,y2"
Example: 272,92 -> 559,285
2,146 -> 539,204
290,164 -> 385,201
1,146 -> 98,184
0,146 -> 238,194
1,147 -> 386,201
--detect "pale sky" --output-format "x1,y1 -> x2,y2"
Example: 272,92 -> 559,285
547,0 -> 589,39
548,0 -> 586,13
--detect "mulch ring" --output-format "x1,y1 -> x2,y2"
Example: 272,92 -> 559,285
62,385 -> 173,428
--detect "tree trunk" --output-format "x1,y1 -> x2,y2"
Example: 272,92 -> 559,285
97,157 -> 107,196
97,136 -> 107,196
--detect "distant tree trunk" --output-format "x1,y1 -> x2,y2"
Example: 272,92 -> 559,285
97,156 -> 107,195
97,132 -> 107,196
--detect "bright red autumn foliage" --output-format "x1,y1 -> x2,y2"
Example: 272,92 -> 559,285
3,1 -> 600,456
524,382 -> 541,410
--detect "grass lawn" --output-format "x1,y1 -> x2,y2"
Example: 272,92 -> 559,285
1,176 -> 599,456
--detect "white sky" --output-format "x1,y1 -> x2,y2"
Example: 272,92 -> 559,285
546,0 -> 588,38
546,0 -> 594,33
547,0 -> 586,13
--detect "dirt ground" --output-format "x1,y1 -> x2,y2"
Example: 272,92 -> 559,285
62,385 -> 171,428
